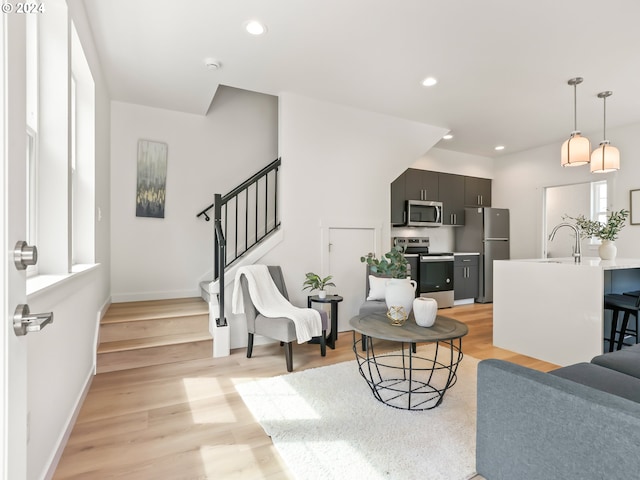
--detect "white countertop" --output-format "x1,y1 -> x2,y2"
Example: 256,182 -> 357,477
499,257 -> 640,270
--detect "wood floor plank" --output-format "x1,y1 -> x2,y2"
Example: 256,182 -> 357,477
54,303 -> 558,479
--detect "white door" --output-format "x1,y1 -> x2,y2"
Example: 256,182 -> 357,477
2,14 -> 29,479
327,228 -> 376,331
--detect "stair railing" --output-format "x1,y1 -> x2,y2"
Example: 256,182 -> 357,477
198,158 -> 282,327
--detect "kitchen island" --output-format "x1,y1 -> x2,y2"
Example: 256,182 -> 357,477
494,257 -> 640,366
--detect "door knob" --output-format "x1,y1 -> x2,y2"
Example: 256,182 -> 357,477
13,304 -> 53,336
14,241 -> 38,270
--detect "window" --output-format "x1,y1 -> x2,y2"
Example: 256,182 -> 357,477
25,6 -> 96,283
591,180 -> 608,224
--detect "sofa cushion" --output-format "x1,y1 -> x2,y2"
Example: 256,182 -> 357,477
591,344 -> 640,379
550,362 -> 640,403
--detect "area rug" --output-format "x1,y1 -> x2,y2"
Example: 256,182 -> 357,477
236,346 -> 479,480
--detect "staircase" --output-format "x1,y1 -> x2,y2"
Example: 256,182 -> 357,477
197,157 -> 282,357
96,297 -> 212,373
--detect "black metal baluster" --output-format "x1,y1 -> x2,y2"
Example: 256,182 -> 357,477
245,188 -> 249,254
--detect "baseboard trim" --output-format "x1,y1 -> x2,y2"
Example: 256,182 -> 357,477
42,366 -> 94,480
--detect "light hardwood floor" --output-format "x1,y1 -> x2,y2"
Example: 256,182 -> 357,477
53,303 -> 557,479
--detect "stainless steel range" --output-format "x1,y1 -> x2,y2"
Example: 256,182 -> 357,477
394,237 -> 454,308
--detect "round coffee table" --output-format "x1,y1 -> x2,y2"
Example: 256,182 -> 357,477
349,312 -> 468,410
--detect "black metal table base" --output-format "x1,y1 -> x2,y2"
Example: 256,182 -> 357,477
352,332 -> 464,410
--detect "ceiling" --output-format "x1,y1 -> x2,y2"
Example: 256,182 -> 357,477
82,0 -> 640,158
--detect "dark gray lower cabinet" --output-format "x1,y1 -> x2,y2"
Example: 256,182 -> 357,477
454,255 -> 479,300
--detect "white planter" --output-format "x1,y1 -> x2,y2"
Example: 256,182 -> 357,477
385,278 -> 417,315
413,297 -> 438,327
599,240 -> 617,260
318,290 -> 327,299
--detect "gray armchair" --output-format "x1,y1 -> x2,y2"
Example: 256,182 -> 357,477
239,266 -> 328,372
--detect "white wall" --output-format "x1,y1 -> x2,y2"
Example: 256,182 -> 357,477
27,1 -> 111,478
110,87 -> 278,301
412,147 -> 494,179
494,122 -> 640,259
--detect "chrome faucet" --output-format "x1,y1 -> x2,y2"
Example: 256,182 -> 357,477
549,222 -> 582,263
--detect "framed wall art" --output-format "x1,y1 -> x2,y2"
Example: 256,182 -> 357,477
136,140 -> 168,218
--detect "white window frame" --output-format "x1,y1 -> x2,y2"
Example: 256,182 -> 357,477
590,180 -> 608,245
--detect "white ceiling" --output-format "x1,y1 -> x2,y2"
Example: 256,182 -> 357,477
82,0 -> 640,158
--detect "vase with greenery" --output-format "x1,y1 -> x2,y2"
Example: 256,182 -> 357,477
360,247 -> 416,315
302,272 -> 336,299
564,209 -> 629,260
359,246 -> 408,279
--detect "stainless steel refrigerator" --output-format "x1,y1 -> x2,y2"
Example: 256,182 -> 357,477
455,207 -> 510,303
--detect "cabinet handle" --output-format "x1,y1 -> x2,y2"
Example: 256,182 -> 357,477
480,194 -> 483,205
403,211 -> 406,223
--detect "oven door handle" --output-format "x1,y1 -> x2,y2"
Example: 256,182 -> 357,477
403,254 -> 420,258
420,256 -> 454,262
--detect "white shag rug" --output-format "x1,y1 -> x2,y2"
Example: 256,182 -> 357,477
236,346 -> 478,480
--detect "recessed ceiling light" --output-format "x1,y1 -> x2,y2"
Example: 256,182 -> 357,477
245,20 -> 267,35
495,145 -> 505,151
442,134 -> 453,140
422,77 -> 438,87
204,58 -> 221,70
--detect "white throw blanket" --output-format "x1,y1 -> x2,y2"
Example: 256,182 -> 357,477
232,265 -> 322,343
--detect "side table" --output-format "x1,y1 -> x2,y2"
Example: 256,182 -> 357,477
307,295 -> 343,349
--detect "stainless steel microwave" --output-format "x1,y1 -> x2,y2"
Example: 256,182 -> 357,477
405,200 -> 443,227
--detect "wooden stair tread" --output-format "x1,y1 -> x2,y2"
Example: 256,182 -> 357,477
97,332 -> 212,354
102,297 -> 208,324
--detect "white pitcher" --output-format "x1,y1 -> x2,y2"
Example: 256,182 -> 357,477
385,278 -> 418,315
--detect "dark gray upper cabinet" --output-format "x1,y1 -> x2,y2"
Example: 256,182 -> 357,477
464,176 -> 492,207
405,168 -> 439,201
390,168 -> 491,225
438,173 -> 465,226
390,171 -> 407,225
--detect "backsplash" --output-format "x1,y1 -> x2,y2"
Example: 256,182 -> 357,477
391,226 -> 456,252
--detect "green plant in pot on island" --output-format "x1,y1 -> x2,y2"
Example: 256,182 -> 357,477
302,272 -> 336,299
564,209 -> 629,260
360,247 -> 416,320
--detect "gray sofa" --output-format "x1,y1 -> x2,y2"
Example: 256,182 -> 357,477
476,344 -> 640,480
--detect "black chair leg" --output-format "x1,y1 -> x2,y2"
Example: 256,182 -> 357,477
284,342 -> 293,372
247,333 -> 254,358
412,342 -> 417,353
362,334 -> 367,351
617,311 -> 632,351
320,330 -> 327,357
608,309 -> 620,352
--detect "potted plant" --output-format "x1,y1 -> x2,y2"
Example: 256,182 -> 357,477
360,247 -> 416,315
302,272 -> 336,299
359,246 -> 408,279
564,209 -> 629,260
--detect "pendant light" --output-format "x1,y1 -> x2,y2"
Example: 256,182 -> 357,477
561,77 -> 591,167
591,91 -> 620,173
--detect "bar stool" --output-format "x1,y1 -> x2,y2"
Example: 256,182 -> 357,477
604,293 -> 640,352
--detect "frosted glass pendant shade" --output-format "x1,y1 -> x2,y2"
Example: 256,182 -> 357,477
591,142 -> 620,173
561,132 -> 591,166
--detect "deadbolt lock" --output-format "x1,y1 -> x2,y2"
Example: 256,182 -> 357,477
14,241 -> 38,270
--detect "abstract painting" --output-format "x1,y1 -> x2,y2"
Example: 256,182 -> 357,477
136,140 -> 168,218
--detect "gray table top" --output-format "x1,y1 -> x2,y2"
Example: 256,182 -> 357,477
349,312 -> 468,343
